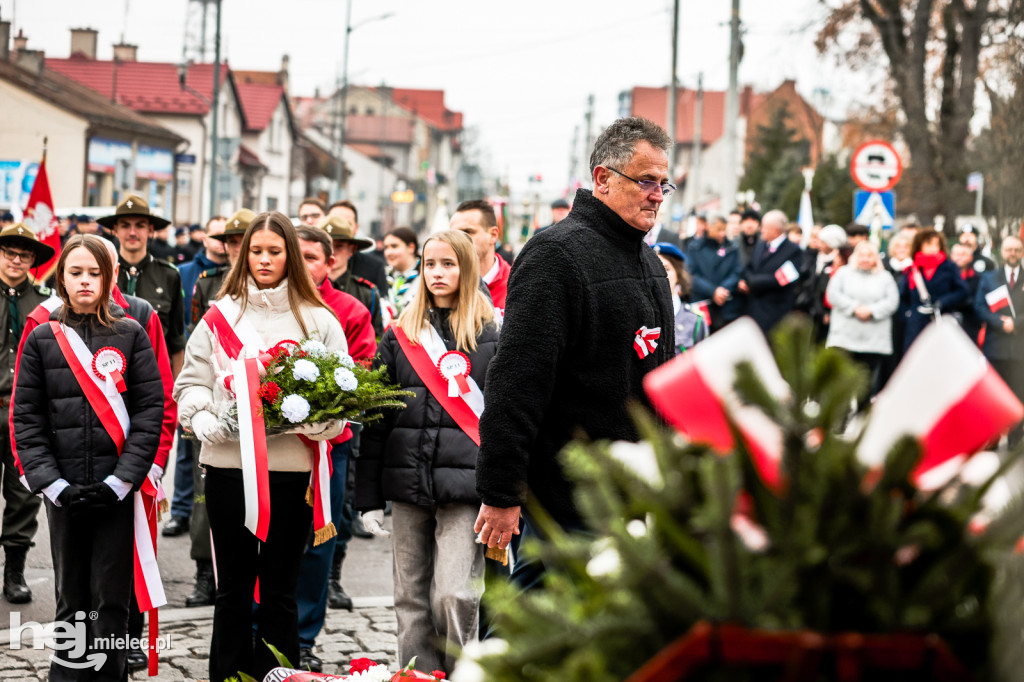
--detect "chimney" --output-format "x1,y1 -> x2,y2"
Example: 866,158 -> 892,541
0,15 -> 10,62
279,54 -> 289,90
112,42 -> 137,62
70,27 -> 98,59
13,28 -> 27,53
16,49 -> 44,75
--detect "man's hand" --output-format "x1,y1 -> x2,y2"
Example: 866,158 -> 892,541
854,305 -> 873,321
474,503 -> 521,550
712,287 -> 730,306
1003,316 -> 1015,334
737,280 -> 749,294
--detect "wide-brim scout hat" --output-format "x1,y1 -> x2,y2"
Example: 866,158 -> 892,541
212,208 -> 257,241
98,194 -> 171,230
0,222 -> 55,264
319,216 -> 373,250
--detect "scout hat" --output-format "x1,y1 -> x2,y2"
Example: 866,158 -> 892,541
98,194 -> 171,229
0,222 -> 56,264
212,208 -> 257,241
318,215 -> 373,250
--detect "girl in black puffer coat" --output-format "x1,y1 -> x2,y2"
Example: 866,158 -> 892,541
355,230 -> 499,675
13,235 -> 164,682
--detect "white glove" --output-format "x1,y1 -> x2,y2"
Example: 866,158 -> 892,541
360,509 -> 391,538
190,410 -> 231,446
148,464 -> 164,482
292,420 -> 346,442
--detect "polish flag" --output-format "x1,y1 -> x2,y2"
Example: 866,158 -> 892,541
985,284 -> 1012,313
22,152 -> 61,280
774,260 -> 800,286
857,319 -> 1024,486
643,317 -> 788,491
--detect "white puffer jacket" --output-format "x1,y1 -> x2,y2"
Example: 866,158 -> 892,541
173,277 -> 348,471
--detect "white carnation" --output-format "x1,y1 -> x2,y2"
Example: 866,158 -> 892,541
280,394 -> 310,423
292,358 -> 320,382
300,339 -> 328,357
334,367 -> 358,391
349,665 -> 393,681
335,351 -> 355,368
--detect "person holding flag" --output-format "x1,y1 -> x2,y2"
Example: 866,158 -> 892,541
11,234 -> 165,681
975,235 -> 1024,447
0,222 -> 55,604
355,230 -> 499,676
737,209 -> 803,334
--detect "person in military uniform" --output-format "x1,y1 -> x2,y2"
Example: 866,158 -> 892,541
321,215 -> 384,336
327,200 -> 388,292
99,195 -> 186,375
0,222 -> 55,603
180,208 -> 253,609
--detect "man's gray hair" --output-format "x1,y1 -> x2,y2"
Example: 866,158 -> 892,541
589,117 -> 673,174
762,209 -> 788,230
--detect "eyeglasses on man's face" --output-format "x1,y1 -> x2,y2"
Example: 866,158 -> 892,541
606,167 -> 676,197
0,247 -> 35,264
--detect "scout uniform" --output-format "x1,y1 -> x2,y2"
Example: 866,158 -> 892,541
99,196 -> 186,358
189,209 -> 254,336
321,216 -> 384,336
0,222 -> 55,603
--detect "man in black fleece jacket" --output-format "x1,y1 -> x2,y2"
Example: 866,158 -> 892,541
475,117 -> 676,576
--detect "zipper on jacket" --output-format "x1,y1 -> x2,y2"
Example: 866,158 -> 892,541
83,319 -> 94,483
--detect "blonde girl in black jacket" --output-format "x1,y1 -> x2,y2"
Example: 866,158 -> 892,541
356,230 -> 499,675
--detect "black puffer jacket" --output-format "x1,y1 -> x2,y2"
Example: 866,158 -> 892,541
355,308 -> 499,511
14,305 -> 164,493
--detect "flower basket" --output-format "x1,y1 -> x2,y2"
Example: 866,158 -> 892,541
626,621 -> 973,682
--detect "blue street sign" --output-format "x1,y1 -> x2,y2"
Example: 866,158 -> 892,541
854,190 -> 895,229
175,153 -> 197,165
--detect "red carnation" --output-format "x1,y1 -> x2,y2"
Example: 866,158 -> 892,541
258,380 -> 282,404
431,672 -> 446,680
349,658 -> 378,675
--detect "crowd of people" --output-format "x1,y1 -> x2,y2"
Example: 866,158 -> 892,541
0,115 -> 1021,682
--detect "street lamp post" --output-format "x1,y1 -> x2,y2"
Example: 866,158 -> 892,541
333,3 -> 394,202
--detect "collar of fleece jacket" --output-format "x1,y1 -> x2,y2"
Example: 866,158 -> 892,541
570,189 -> 651,247
244,276 -> 291,312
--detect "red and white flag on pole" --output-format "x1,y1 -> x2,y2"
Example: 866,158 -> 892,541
22,142 -> 61,280
857,319 -> 1024,487
774,260 -> 799,286
985,284 -> 1012,314
643,317 -> 788,492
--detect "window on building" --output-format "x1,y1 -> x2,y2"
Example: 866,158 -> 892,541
266,197 -> 278,211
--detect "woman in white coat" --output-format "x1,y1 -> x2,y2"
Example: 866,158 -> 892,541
825,240 -> 899,407
173,211 -> 348,682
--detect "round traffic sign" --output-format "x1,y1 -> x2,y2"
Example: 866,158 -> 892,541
850,140 -> 903,192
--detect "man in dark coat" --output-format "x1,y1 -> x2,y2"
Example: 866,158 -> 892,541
475,117 -> 676,588
686,214 -> 742,331
736,208 -> 762,267
975,236 -> 1024,447
738,209 -> 802,334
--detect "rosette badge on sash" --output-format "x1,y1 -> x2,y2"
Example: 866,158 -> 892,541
438,350 -> 472,397
93,347 -> 128,393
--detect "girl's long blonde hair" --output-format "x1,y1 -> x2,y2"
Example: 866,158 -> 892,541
396,230 -> 494,352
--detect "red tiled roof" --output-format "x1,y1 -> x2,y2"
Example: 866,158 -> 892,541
630,85 -> 767,146
391,88 -> 462,132
238,143 -> 266,168
345,115 -> 414,144
235,81 -> 284,132
45,56 -> 229,115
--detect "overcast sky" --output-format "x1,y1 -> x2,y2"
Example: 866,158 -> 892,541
9,0 -> 868,200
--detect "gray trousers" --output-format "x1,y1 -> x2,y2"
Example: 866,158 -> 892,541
392,502 -> 484,674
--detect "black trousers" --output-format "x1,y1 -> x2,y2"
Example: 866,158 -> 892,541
0,406 -> 42,550
990,358 -> 1024,447
46,496 -> 135,682
205,466 -> 312,682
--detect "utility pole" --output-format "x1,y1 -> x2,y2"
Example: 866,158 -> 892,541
583,94 -> 595,178
208,0 -> 221,219
723,0 -> 741,212
569,124 -> 579,187
691,72 -> 704,213
665,0 -> 679,228
335,0 -> 354,201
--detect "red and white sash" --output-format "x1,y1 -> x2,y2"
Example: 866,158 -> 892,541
393,325 -> 485,445
202,298 -> 335,545
203,298 -> 271,542
48,321 -> 166,676
26,295 -> 61,326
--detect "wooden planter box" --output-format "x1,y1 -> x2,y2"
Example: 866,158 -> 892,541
626,621 -> 973,682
